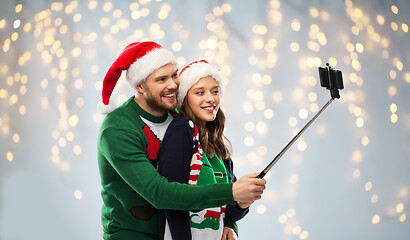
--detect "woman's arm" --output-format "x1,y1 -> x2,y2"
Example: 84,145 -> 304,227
157,117 -> 198,240
158,117 -> 195,183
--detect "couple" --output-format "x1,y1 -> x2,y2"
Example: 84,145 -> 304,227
97,41 -> 266,240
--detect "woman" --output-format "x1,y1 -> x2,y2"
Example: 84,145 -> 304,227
158,60 -> 253,240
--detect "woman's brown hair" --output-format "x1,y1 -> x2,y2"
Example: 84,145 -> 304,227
180,96 -> 232,160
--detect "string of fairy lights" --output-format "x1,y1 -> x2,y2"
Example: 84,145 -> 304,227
0,0 -> 408,239
239,1 -> 409,237
343,0 -> 408,225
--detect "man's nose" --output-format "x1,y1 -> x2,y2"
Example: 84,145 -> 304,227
167,77 -> 179,89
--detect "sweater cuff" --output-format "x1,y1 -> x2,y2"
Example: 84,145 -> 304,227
224,219 -> 239,237
236,203 -> 250,211
217,182 -> 235,205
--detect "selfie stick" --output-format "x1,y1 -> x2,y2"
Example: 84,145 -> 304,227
257,98 -> 333,178
257,63 -> 343,179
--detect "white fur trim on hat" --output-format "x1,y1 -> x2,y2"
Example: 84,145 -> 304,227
126,47 -> 177,87
97,100 -> 116,114
178,61 -> 225,109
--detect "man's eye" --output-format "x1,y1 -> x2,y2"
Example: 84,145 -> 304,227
213,90 -> 219,94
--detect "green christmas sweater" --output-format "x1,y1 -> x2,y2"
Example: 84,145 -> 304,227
97,97 -> 235,240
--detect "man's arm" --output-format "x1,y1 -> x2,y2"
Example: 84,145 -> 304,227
100,127 -> 233,210
99,127 -> 265,210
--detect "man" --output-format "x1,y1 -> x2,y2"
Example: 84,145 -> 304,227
97,41 -> 266,239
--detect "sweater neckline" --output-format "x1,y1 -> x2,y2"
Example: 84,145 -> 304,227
129,97 -> 169,123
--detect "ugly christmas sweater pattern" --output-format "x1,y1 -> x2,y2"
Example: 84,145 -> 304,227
98,97 -> 235,240
158,116 -> 249,240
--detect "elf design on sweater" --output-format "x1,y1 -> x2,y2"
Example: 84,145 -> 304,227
158,117 -> 249,240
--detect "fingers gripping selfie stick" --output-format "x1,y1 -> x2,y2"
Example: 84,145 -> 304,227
257,63 -> 344,178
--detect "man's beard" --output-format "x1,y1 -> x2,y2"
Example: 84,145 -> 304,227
145,90 -> 176,113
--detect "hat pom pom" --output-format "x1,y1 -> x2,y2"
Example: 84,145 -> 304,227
97,100 -> 116,114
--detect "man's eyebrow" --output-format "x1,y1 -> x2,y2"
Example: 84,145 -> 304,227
154,69 -> 179,80
154,75 -> 167,80
154,73 -> 172,80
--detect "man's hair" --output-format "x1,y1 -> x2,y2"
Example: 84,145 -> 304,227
180,97 -> 232,160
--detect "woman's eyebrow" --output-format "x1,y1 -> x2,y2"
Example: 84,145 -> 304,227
191,86 -> 204,91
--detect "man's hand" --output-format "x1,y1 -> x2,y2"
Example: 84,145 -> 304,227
221,227 -> 238,240
232,173 -> 266,203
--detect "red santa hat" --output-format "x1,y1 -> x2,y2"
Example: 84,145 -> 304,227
177,60 -> 225,109
97,41 -> 177,114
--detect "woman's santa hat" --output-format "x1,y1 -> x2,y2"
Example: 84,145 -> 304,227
177,60 -> 225,109
97,41 -> 177,114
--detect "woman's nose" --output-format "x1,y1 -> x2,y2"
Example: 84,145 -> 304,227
205,92 -> 215,103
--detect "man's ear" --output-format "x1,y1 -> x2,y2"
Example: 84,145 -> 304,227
135,83 -> 144,94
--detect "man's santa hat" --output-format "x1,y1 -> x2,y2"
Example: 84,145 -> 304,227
177,60 -> 225,109
97,41 -> 177,114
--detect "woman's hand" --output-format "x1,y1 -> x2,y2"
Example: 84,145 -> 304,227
221,227 -> 238,240
237,201 -> 253,209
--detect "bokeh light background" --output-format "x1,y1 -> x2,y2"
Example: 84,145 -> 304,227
1,0 -> 409,239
